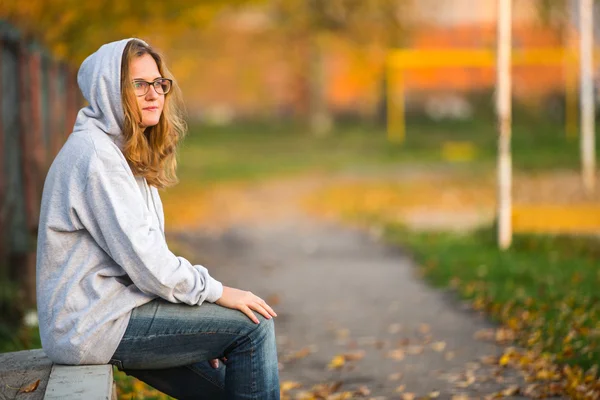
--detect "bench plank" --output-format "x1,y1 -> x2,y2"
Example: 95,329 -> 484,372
0,349 -> 52,400
0,349 -> 115,400
44,364 -> 114,400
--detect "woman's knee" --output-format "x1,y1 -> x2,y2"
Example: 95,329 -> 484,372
250,315 -> 276,345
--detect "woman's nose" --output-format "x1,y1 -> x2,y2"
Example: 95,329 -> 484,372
146,86 -> 159,100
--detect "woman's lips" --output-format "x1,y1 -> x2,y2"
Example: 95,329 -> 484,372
143,107 -> 159,111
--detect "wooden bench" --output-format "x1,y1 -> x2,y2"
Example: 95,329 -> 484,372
0,349 -> 116,399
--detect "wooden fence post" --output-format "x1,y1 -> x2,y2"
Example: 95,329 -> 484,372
0,38 -> 5,270
17,41 -> 36,307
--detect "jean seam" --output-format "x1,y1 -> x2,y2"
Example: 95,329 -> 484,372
145,301 -> 160,337
251,343 -> 257,397
184,364 -> 225,390
120,331 -> 240,341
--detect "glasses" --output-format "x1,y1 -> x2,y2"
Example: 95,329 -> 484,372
132,78 -> 172,97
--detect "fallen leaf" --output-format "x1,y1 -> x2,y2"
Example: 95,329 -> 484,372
328,355 -> 345,370
355,385 -> 371,396
428,390 -> 440,398
501,385 -> 520,396
294,390 -> 316,400
431,341 -> 446,352
280,381 -> 302,392
395,384 -> 406,393
407,345 -> 424,355
419,324 -> 431,334
288,347 -> 312,362
19,379 -> 40,393
456,374 -> 476,388
266,294 -> 281,305
328,391 -> 353,400
474,329 -> 494,341
445,351 -> 455,361
536,369 -> 552,380
451,395 -> 470,400
401,392 -> 415,400
481,355 -> 497,365
329,381 -> 343,393
495,328 -> 515,343
387,349 -> 405,361
343,350 -> 366,361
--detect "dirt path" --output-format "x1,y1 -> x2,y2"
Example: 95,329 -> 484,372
160,167 -> 583,398
171,219 -> 530,399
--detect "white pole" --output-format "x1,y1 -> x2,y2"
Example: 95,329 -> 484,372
580,0 -> 596,193
497,0 -> 512,250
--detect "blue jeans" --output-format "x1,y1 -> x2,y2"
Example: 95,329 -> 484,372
109,299 -> 280,400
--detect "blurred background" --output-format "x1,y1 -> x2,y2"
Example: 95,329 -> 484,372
1,1 -> 600,399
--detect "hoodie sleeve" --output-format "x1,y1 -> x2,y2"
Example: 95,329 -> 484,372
79,153 -> 223,305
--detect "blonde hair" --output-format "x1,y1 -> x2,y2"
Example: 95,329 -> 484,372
120,39 -> 187,189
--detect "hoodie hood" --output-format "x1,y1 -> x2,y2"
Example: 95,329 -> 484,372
73,38 -> 148,150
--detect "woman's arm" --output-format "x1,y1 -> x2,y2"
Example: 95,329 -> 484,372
78,155 -> 222,305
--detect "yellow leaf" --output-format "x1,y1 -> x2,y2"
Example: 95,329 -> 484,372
501,385 -> 520,396
481,355 -> 497,365
429,390 -> 441,398
395,384 -> 406,393
499,353 -> 511,366
387,349 -> 405,361
280,381 -> 302,392
343,350 -> 365,361
328,355 -> 345,370
18,379 -> 40,393
328,392 -> 353,400
402,392 -> 416,400
407,345 -> 424,355
431,341 -> 446,352
536,370 -> 552,380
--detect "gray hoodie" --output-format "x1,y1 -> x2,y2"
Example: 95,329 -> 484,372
36,38 -> 223,365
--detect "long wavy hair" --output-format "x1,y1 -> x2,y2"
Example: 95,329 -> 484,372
120,39 -> 187,189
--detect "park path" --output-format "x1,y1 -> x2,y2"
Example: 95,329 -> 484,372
165,169 -> 574,399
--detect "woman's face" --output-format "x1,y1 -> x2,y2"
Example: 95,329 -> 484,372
129,53 -> 164,129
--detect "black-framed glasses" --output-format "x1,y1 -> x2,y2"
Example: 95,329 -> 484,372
132,78 -> 172,96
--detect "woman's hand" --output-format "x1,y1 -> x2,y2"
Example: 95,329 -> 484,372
209,357 -> 227,368
215,286 -> 277,324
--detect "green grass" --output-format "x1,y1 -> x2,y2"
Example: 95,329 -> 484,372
0,325 -> 41,353
175,113 -> 599,186
384,224 -> 600,370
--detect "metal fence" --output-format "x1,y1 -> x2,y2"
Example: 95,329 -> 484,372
0,20 -> 81,308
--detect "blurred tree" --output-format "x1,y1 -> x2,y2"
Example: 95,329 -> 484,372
269,0 -> 413,135
0,0 -> 259,63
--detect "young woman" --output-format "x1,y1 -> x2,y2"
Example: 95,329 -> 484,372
36,38 -> 280,399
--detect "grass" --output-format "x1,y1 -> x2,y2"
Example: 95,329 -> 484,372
174,110 -> 599,186
384,224 -> 600,371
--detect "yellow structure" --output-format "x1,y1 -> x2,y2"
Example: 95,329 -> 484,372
386,48 -> 600,235
385,48 -> 580,143
512,205 -> 600,234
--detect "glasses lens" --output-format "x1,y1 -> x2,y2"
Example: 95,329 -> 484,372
155,79 -> 171,95
133,81 -> 149,96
